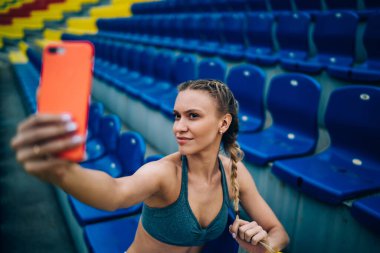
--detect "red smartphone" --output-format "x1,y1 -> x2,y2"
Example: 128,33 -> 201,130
37,41 -> 94,162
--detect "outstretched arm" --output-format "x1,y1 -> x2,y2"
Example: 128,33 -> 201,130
11,113 -> 163,211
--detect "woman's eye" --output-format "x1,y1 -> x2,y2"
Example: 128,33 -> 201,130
173,114 -> 180,120
189,113 -> 199,119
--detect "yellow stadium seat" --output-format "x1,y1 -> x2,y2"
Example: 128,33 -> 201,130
66,17 -> 98,34
8,50 -> 28,64
0,25 -> 24,39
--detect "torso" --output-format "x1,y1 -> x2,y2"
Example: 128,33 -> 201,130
125,153 -> 234,252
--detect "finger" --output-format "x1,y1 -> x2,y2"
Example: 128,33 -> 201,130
24,157 -> 70,174
242,225 -> 262,243
230,218 -> 249,238
16,135 -> 84,162
18,113 -> 72,132
251,230 -> 268,246
12,121 -> 78,149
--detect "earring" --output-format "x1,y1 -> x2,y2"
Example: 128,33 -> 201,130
219,130 -> 223,135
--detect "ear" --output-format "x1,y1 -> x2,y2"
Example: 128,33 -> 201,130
219,113 -> 232,134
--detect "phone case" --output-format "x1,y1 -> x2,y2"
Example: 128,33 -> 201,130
37,41 -> 94,162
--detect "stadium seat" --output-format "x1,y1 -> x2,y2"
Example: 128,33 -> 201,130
196,13 -> 223,57
351,196 -> 380,234
84,214 -> 141,253
272,86 -> 380,204
281,11 -> 359,74
245,12 -> 276,66
144,154 -> 164,164
218,12 -> 246,61
327,13 -> 380,82
269,0 -> 293,12
228,0 -> 248,12
84,114 -> 121,163
325,0 -> 357,10
238,74 -> 321,166
69,131 -> 145,225
198,57 -> 227,82
226,64 -> 266,133
246,0 -> 267,11
276,12 -> 311,65
87,102 -> 104,141
294,0 -> 322,12
176,14 -> 203,52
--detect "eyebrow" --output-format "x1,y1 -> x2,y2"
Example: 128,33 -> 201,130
173,109 -> 203,114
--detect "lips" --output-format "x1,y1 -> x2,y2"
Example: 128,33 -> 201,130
176,136 -> 193,145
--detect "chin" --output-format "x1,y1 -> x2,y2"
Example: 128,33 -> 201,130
177,145 -> 198,156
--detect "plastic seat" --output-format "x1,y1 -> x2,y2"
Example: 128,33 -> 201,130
277,13 -> 311,68
176,14 -> 203,52
196,14 -> 223,56
218,13 -> 246,61
226,64 -> 266,133
245,12 -> 277,66
144,154 -> 164,164
351,196 -> 380,234
238,74 -> 321,166
246,0 -> 267,11
229,0 -> 248,12
84,214 -> 141,253
281,11 -> 359,74
325,0 -> 357,10
360,0 -> 380,18
294,0 -> 322,12
69,131 -> 145,225
198,57 -> 227,82
272,86 -> 380,204
84,114 -> 121,163
327,13 -> 380,82
269,0 -> 293,12
87,102 -> 104,141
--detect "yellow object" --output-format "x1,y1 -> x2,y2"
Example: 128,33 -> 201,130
66,17 -> 98,34
0,25 -> 24,39
8,50 -> 28,64
43,29 -> 63,41
18,40 -> 29,54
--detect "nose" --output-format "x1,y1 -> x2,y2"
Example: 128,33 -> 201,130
173,117 -> 188,134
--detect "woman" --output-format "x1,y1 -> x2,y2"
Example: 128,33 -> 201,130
11,80 -> 289,253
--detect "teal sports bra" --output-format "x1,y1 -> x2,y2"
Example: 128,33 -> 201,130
141,156 -> 230,246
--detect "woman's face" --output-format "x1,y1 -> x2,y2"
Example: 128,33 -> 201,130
173,89 -> 223,155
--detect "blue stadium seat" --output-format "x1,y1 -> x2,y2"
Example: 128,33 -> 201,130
229,0 -> 248,12
277,12 -> 311,65
226,64 -> 266,133
68,131 -> 145,225
159,53 -> 198,118
198,57 -> 227,82
272,86 -> 380,204
269,0 -> 293,12
359,0 -> 380,18
325,0 -> 357,10
26,47 -> 42,73
84,214 -> 140,253
281,11 -> 359,74
238,74 -> 321,166
84,115 -> 121,163
327,13 -> 380,82
176,14 -> 203,52
196,13 -> 223,56
246,0 -> 267,11
294,0 -> 322,12
218,12 -> 246,61
186,0 -> 214,13
245,12 -> 276,66
351,196 -> 380,234
87,102 -> 104,141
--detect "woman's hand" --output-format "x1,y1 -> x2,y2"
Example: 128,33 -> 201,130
230,217 -> 273,253
10,113 -> 85,183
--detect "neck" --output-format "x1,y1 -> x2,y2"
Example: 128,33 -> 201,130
186,148 -> 220,182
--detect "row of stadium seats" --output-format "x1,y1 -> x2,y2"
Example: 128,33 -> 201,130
132,0 -> 380,15
95,11 -> 380,82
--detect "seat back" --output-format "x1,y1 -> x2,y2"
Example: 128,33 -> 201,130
221,13 -> 246,46
226,64 -> 266,125
363,13 -> 380,68
313,11 -> 359,66
99,115 -> 121,152
153,50 -> 176,83
199,13 -> 223,44
182,14 -> 202,41
88,102 -> 104,137
172,53 -> 198,85
364,0 -> 380,9
117,131 -> 146,176
246,13 -> 274,50
269,0 -> 292,11
198,58 -> 227,82
325,86 -> 380,163
276,12 -> 311,59
294,0 -> 322,11
139,47 -> 157,76
325,0 -> 357,10
267,74 -> 321,140
246,0 -> 267,11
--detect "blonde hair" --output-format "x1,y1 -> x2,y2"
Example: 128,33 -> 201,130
178,79 -> 244,216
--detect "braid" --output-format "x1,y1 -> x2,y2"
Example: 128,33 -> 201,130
178,79 -> 244,217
